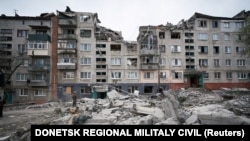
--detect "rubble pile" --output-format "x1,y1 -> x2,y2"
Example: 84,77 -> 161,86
0,88 -> 250,140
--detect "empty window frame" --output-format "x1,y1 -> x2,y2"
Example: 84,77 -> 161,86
212,20 -> 218,28
128,86 -> 138,94
96,58 -> 106,63
172,71 -> 182,79
17,89 -> 28,96
185,32 -> 194,37
96,72 -> 106,76
160,72 -> 167,79
127,58 -> 137,66
110,44 -> 121,51
185,45 -> 194,50
80,29 -> 91,38
198,46 -> 208,53
236,46 -> 245,53
144,86 -> 153,94
96,44 -> 106,48
224,22 -> 230,28
185,52 -> 195,57
197,20 -> 207,27
203,73 -> 209,79
213,46 -> 220,54
159,32 -> 165,39
171,32 -> 181,39
96,65 -> 106,69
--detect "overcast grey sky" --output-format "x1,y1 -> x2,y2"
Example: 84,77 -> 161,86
1,0 -> 249,41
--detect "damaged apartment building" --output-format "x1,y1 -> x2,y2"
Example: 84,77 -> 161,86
137,10 -> 250,91
0,7 -> 250,104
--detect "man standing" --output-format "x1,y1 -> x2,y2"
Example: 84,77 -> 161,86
0,96 -> 4,118
72,91 -> 77,107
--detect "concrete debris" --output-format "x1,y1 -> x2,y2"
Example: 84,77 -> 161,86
1,88 -> 250,140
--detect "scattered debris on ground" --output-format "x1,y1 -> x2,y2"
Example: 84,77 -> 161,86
0,88 -> 250,140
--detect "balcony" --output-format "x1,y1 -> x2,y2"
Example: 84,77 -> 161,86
57,63 -> 76,70
28,80 -> 48,87
58,34 -> 76,40
58,19 -> 77,28
28,34 -> 51,42
28,64 -> 50,71
141,64 -> 159,70
140,48 -> 159,56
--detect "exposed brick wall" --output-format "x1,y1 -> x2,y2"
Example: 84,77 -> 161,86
51,16 -> 58,101
169,83 -> 186,90
204,83 -> 250,90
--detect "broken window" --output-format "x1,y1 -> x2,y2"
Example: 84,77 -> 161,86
159,45 -> 165,53
159,32 -> 165,39
80,15 -> 91,23
212,21 -> 218,28
186,65 -> 195,70
213,46 -> 220,54
63,29 -> 74,34
96,72 -> 106,76
185,39 -> 194,43
96,79 -> 106,82
80,29 -> 91,38
185,32 -> 194,37
96,65 -> 106,69
172,72 -> 182,79
96,51 -> 106,55
96,58 -> 106,63
111,44 -> 121,51
80,86 -> 91,95
160,72 -> 167,79
197,20 -> 207,27
185,45 -> 194,50
144,86 -> 153,94
127,58 -> 137,66
111,72 -> 121,79
198,46 -> 208,53
185,52 -> 194,57
96,44 -> 106,48
236,46 -> 245,53
186,58 -> 195,63
128,86 -> 138,94
171,32 -> 181,39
